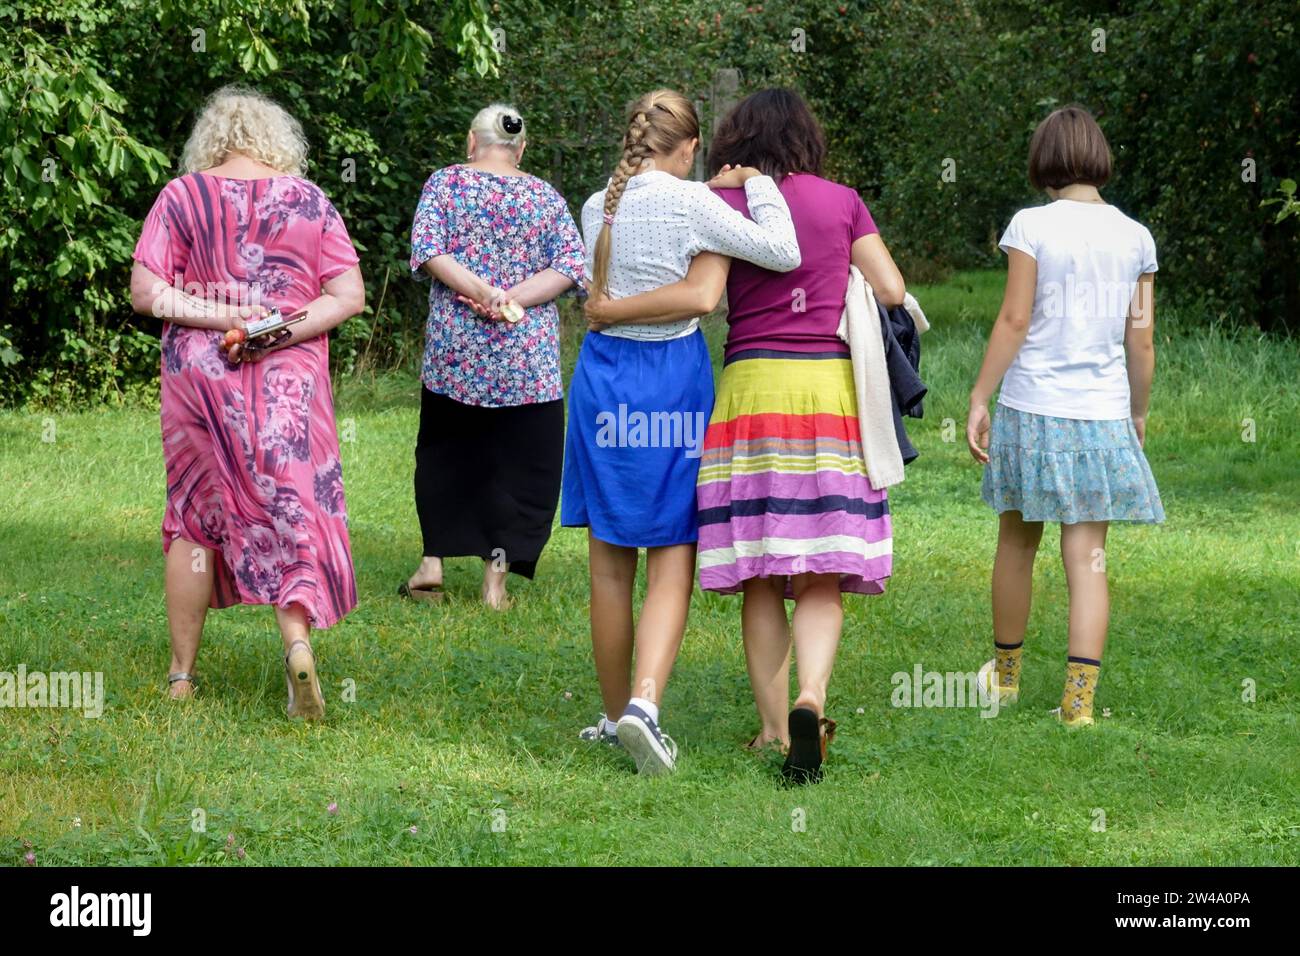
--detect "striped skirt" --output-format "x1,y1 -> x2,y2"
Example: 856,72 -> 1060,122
696,349 -> 892,596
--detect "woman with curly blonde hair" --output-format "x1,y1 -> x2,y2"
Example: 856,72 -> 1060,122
179,85 -> 309,176
128,85 -> 366,721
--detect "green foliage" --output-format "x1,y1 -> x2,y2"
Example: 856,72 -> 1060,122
1262,140 -> 1300,224
1264,178 -> 1298,222
1,0 -> 1297,407
1,0 -> 174,404
779,0 -> 1300,320
0,0 -> 500,406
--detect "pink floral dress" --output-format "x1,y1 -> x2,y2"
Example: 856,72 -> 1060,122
133,172 -> 360,628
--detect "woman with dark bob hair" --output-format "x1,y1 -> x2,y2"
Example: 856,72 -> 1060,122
586,88 -> 906,783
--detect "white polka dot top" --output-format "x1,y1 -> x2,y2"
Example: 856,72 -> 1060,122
580,170 -> 801,341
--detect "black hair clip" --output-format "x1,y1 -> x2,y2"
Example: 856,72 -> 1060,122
502,115 -> 523,135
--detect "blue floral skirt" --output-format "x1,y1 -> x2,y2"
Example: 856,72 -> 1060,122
982,405 -> 1165,524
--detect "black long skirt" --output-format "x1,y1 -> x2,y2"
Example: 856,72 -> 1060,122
414,388 -> 564,579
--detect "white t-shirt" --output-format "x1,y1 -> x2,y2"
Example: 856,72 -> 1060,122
997,200 -> 1158,420
580,170 -> 801,341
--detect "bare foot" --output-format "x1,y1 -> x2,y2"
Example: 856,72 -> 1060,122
408,556 -> 444,591
168,677 -> 196,700
482,563 -> 511,611
482,586 -> 512,612
745,732 -> 789,754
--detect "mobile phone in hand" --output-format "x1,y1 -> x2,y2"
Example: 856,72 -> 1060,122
246,307 -> 308,342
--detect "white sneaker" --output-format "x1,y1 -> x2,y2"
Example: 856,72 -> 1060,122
616,704 -> 678,776
579,714 -> 620,746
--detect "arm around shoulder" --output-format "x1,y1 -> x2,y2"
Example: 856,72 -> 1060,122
587,252 -> 730,328
691,173 -> 800,272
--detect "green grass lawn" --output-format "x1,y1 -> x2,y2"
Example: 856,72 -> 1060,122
2,270 -> 1297,866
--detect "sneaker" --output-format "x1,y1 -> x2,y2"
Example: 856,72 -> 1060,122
978,658 -> 1019,705
616,704 -> 678,776
579,714 -> 621,746
1050,706 -> 1095,729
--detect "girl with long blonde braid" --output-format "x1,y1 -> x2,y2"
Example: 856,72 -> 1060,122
564,89 -> 802,775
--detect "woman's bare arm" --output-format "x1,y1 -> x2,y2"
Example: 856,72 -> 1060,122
586,253 -> 731,328
129,262 -> 259,330
229,266 -> 366,361
850,234 -> 906,307
505,268 -> 576,309
421,253 -> 499,303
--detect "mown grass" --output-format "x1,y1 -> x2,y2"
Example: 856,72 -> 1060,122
1,270 -> 1297,866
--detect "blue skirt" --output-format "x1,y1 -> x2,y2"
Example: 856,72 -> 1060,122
561,330 -> 715,547
982,405 -> 1165,524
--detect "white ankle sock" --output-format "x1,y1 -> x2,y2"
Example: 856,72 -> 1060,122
627,697 -> 659,724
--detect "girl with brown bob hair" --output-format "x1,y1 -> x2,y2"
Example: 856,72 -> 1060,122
966,105 -> 1163,729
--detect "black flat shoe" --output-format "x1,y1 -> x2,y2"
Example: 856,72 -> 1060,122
781,707 -> 837,785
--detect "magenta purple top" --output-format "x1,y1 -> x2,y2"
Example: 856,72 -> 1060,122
714,173 -> 878,359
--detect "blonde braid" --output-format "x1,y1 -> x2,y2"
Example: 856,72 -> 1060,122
606,111 -> 655,212
591,91 -> 698,297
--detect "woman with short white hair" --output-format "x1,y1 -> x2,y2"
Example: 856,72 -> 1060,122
402,102 -> 584,609
128,85 -> 366,720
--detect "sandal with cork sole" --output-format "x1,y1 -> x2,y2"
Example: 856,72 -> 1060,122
284,640 -> 325,721
781,707 -> 837,785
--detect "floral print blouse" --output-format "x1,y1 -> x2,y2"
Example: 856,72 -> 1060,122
409,165 -> 586,407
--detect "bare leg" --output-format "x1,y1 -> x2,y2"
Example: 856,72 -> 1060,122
482,561 -> 510,611
1060,521 -> 1110,661
275,603 -> 311,653
589,533 -> 638,719
165,538 -> 214,698
741,576 -> 791,745
789,573 -> 844,716
992,510 -> 1044,646
628,543 -> 696,710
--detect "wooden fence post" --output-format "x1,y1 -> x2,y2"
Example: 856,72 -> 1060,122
704,67 -> 741,177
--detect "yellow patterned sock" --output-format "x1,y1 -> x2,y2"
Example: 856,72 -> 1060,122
994,641 -> 1023,690
1060,657 -> 1100,725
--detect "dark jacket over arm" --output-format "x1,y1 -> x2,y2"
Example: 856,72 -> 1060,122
879,302 -> 926,464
